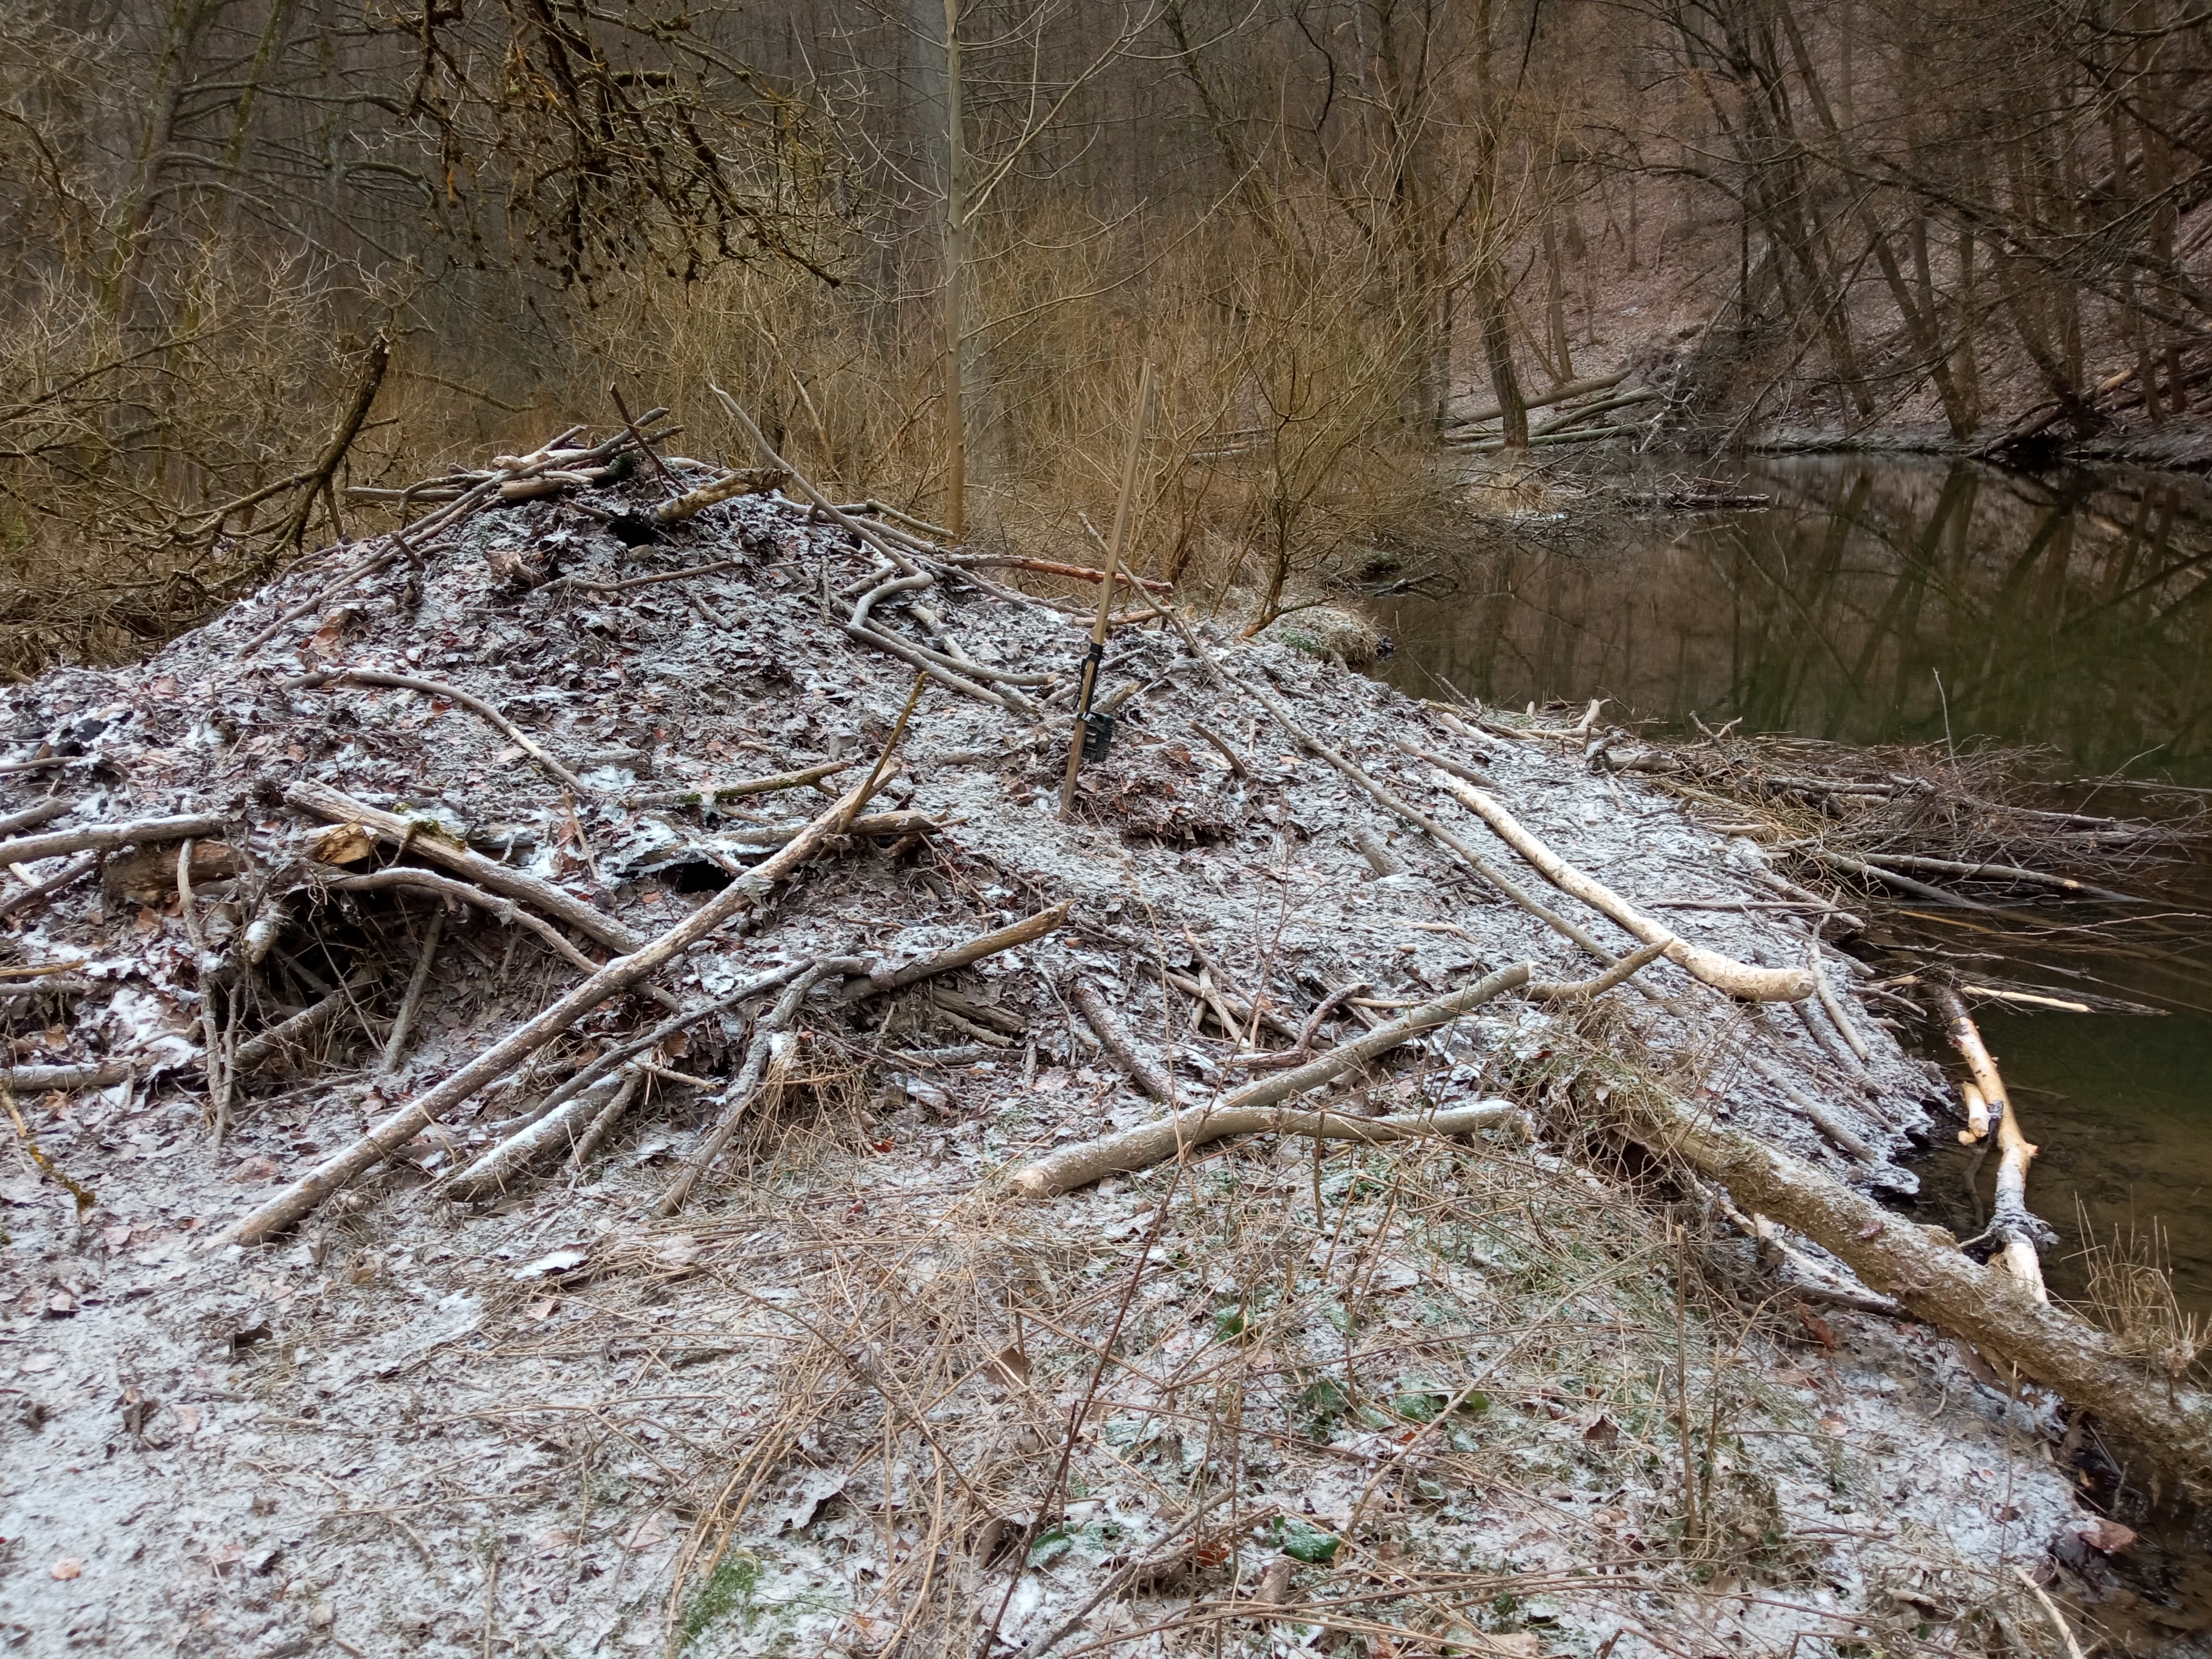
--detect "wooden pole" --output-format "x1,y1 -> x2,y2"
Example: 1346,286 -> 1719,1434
942,0 -> 967,543
1058,361 -> 1155,818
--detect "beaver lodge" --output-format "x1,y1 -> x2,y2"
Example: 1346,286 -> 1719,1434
0,406 -> 2204,1657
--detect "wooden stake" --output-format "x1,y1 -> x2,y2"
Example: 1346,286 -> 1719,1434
1059,361 -> 1155,818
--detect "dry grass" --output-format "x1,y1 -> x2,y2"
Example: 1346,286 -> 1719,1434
2067,1200 -> 2212,1384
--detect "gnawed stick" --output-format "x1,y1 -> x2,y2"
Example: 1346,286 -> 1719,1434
1808,944 -> 1873,1066
287,783 -> 642,955
653,957 -> 866,1217
444,1072 -> 639,1200
1587,1078 -> 2212,1493
297,667 -> 588,793
321,869 -> 600,976
220,771 -> 892,1247
1009,963 -> 1533,1197
1933,986 -> 2051,1297
0,813 -> 225,868
1434,775 -> 1815,1002
1068,979 -> 1174,1101
857,902 -> 1073,997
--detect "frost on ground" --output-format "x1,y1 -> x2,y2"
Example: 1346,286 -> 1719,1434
0,467 -> 2135,1656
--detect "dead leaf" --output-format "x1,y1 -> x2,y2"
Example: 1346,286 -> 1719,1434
1582,1414 -> 1620,1449
986,1344 -> 1031,1390
307,823 -> 376,867
523,1296 -> 559,1321
173,1403 -> 202,1435
1797,1306 -> 1838,1354
48,1557 -> 80,1581
2076,1516 -> 2137,1553
231,1155 -> 280,1183
19,1352 -> 57,1373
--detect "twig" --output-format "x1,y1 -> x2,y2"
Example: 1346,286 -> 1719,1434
0,798 -> 74,837
296,668 -> 588,794
445,1071 -> 641,1199
0,852 -> 99,918
653,957 -> 868,1216
379,907 -> 446,1076
627,760 -> 850,809
319,869 -> 601,977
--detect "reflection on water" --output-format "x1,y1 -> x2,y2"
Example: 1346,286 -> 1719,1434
1372,456 -> 2212,786
1371,454 -> 2212,1310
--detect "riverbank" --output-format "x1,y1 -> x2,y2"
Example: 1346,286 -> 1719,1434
0,427 -> 2189,1656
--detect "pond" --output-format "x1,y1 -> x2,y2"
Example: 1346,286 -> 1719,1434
1367,454 -> 2212,1313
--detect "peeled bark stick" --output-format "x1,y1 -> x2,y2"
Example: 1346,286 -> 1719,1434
287,783 -> 643,956
1068,979 -> 1175,1102
861,902 -> 1073,996
219,772 -> 891,1247
1599,1086 -> 2212,1496
629,760 -> 850,809
1931,985 -> 2008,1136
1435,775 -> 1815,1002
0,852 -> 98,918
1811,849 -> 2001,912
1991,1099 -> 2050,1301
320,869 -> 600,976
297,667 -> 588,794
444,1073 -> 636,1200
0,813 -> 225,868
651,467 -> 786,525
1164,612 -> 1643,992
1853,851 -> 2140,904
654,959 -> 865,1217
1009,963 -> 1532,1197
0,798 -> 74,837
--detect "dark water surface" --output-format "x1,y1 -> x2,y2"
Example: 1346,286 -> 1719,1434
1369,454 -> 2212,1310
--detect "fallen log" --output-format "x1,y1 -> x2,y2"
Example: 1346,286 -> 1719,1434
1008,963 -> 1534,1196
1434,775 -> 1815,1002
1594,1071 -> 2212,1495
220,768 -> 892,1246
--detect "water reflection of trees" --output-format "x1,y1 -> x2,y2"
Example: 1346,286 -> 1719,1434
1380,459 -> 2212,784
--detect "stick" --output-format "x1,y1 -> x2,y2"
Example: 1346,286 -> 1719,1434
1,1062 -> 135,1091
1068,979 -> 1174,1101
219,771 -> 892,1246
1854,851 -> 2140,903
1808,945 -> 1873,1066
628,761 -> 850,809
1166,612 -> 1649,993
1933,987 -> 2050,1296
0,798 -> 74,837
1186,720 -> 1247,777
1352,827 -> 1405,877
1008,962 -> 1532,1196
944,554 -> 1173,593
320,870 -> 600,976
1434,775 -> 1815,1002
445,1072 -> 639,1200
0,814 -> 224,868
654,958 -> 867,1216
0,852 -> 98,918
297,668 -> 588,794
860,903 -> 1072,996
1931,986 -> 2007,1134
286,784 -> 642,955
609,382 -> 674,487
1060,362 -> 1154,817
1811,849 -> 2001,912
379,907 -> 445,1076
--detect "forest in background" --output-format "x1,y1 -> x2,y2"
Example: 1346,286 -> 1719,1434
3,0 -> 2209,674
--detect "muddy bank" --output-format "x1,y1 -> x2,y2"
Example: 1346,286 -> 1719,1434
0,442 -> 2171,1656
